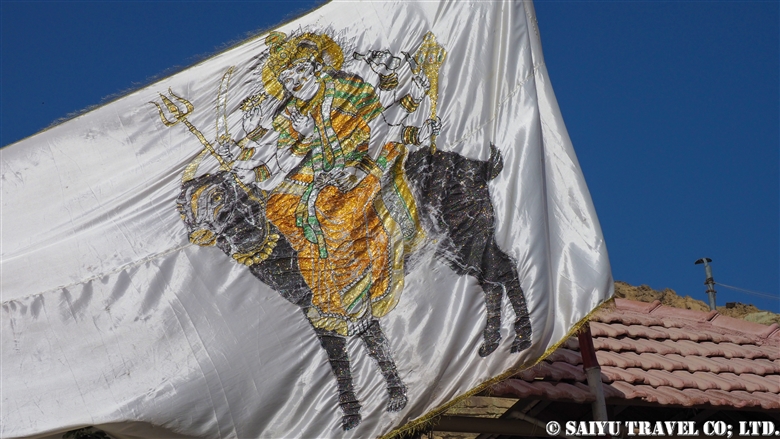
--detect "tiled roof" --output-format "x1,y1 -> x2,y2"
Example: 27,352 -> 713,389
491,298 -> 780,410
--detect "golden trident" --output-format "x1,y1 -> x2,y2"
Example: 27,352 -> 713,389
150,68 -> 260,200
411,32 -> 446,154
151,87 -> 234,182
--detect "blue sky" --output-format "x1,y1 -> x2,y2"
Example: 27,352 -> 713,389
1,1 -> 778,312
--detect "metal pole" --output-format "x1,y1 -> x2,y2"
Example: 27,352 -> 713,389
578,323 -> 608,422
694,258 -> 717,311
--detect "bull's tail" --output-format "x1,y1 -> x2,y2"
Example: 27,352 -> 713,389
486,143 -> 504,181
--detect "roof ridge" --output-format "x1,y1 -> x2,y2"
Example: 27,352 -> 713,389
608,298 -> 779,340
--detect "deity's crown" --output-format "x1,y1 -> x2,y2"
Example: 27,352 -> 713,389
262,31 -> 344,100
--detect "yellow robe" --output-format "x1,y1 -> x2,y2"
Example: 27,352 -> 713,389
266,70 -> 416,335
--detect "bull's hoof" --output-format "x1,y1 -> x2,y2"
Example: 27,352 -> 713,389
510,335 -> 532,353
478,339 -> 500,357
342,413 -> 362,431
479,330 -> 501,357
387,386 -> 408,412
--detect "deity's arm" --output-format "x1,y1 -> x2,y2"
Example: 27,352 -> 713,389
379,72 -> 430,127
230,129 -> 289,191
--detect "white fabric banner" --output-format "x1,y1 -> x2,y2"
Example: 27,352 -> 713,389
1,1 -> 612,438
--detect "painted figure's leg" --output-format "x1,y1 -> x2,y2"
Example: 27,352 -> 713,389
478,283 -> 503,357
482,239 -> 532,353
315,328 -> 362,430
508,285 -> 533,353
360,320 -> 407,412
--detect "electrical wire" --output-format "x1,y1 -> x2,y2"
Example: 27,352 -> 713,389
714,282 -> 778,301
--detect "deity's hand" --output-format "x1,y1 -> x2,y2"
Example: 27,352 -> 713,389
418,117 -> 442,143
242,94 -> 277,135
286,107 -> 316,139
410,74 -> 431,103
335,171 -> 360,192
217,135 -> 237,161
313,169 -> 358,192
356,50 -> 402,77
314,170 -> 341,191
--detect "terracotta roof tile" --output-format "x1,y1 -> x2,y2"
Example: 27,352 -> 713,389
606,381 -> 644,399
561,382 -> 594,403
630,353 -> 668,371
676,339 -> 719,357
679,388 -> 719,405
648,306 -> 718,322
600,366 -> 644,384
657,341 -> 684,356
645,370 -> 689,389
710,315 -> 779,338
633,384 -> 686,405
535,381 -> 593,402
727,358 -> 776,375
491,378 -> 545,398
739,391 -> 780,409
638,370 -> 675,387
601,382 -> 626,399
497,298 -> 780,412
724,391 -> 767,409
682,388 -> 732,406
595,351 -> 640,369
613,299 -> 661,313
653,386 -> 703,406
754,358 -> 780,373
728,344 -> 771,359
632,339 -> 674,354
706,389 -> 751,408
597,308 -> 666,328
696,341 -> 729,357
755,345 -> 779,360
758,374 -> 780,393
728,373 -> 780,393
637,353 -> 685,371
545,348 -> 582,365
634,339 -> 679,355
692,371 -> 747,391
661,326 -> 699,341
562,337 -> 580,350
619,352 -> 650,367
593,337 -> 634,352
661,354 -> 714,372
711,331 -> 755,345
613,313 -> 666,327
517,365 -> 546,381
668,371 -> 702,388
589,321 -> 628,338
547,361 -> 587,381
623,325 -> 669,340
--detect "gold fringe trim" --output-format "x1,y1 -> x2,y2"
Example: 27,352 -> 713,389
379,296 -> 616,439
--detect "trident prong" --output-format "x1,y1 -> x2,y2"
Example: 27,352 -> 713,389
151,88 -> 194,127
150,74 -> 265,205
149,89 -> 229,172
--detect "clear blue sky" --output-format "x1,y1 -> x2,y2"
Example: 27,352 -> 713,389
2,1 -> 778,312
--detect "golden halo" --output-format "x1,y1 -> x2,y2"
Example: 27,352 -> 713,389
261,32 -> 344,101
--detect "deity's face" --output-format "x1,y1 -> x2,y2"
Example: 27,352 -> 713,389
278,60 -> 321,101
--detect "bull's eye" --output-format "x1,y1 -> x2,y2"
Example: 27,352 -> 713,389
212,192 -> 223,204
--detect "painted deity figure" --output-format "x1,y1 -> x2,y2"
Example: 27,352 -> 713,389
228,32 -> 439,336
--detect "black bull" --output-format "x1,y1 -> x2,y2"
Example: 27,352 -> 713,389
176,145 -> 532,430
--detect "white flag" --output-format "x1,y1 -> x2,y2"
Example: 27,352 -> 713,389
1,1 -> 612,438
